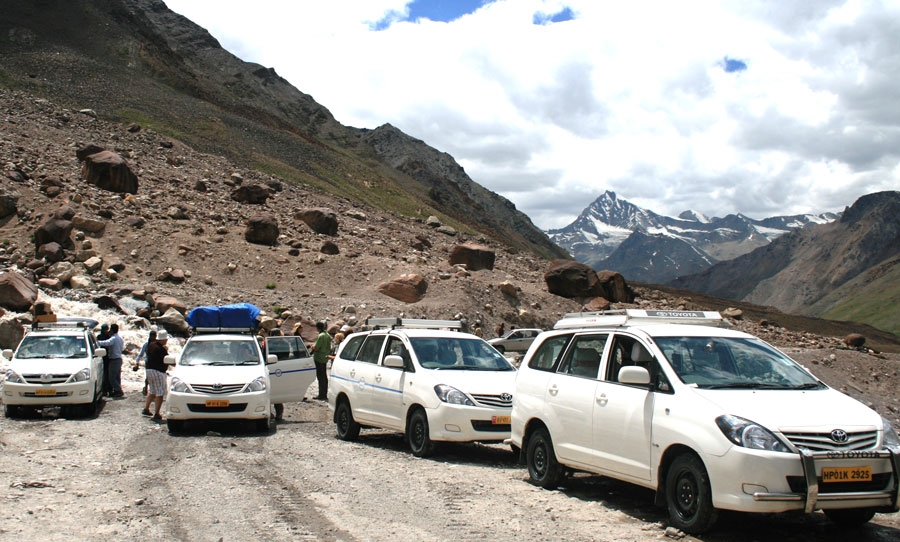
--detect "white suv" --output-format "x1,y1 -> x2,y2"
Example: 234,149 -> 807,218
1,318 -> 106,418
329,318 -> 517,457
510,310 -> 900,534
165,325 -> 315,434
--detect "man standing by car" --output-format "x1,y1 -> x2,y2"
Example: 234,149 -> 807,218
142,330 -> 169,422
97,323 -> 125,398
309,321 -> 332,401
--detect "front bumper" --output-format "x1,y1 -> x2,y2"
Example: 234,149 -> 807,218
2,380 -> 95,406
166,390 -> 271,421
705,445 -> 900,514
427,404 -> 511,443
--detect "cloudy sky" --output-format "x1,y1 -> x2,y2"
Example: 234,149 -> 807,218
163,0 -> 900,230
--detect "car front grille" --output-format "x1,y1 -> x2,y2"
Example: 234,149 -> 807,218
191,384 -> 246,394
470,394 -> 512,408
471,420 -> 511,432
782,430 -> 878,451
787,472 -> 892,494
187,403 -> 248,413
23,391 -> 71,397
22,373 -> 72,384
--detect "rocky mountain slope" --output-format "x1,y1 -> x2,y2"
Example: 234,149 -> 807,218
0,0 -> 565,260
670,191 -> 900,335
548,191 -> 838,283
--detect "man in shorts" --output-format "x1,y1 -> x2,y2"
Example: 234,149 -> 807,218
142,330 -> 170,422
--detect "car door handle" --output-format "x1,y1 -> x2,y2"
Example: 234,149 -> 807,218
548,384 -> 558,396
596,393 -> 609,406
375,374 -> 382,383
349,369 -> 355,378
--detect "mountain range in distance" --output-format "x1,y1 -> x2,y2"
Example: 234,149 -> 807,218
547,190 -> 839,285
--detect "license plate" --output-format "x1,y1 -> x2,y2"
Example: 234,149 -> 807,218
492,415 -> 511,424
822,466 -> 872,483
35,389 -> 57,396
205,399 -> 230,408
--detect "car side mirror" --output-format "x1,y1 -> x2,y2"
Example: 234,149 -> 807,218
266,354 -> 278,365
95,348 -> 107,358
164,355 -> 175,365
383,354 -> 405,369
619,365 -> 651,386
1,349 -> 12,360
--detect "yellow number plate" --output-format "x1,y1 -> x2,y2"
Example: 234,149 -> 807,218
205,399 -> 230,408
822,466 -> 872,483
492,415 -> 511,424
35,389 -> 57,396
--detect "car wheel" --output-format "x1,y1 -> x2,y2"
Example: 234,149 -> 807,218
166,419 -> 185,434
526,427 -> 564,489
257,415 -> 274,434
665,453 -> 719,534
3,404 -> 17,418
335,400 -> 360,441
408,409 -> 435,457
824,508 -> 877,527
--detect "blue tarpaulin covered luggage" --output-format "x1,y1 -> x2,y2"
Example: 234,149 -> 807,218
186,303 -> 261,330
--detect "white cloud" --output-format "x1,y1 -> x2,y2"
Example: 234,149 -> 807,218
164,0 -> 900,230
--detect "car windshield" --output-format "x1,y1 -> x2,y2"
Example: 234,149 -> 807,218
410,337 -> 515,371
180,340 -> 260,366
15,335 -> 88,359
654,336 -> 822,389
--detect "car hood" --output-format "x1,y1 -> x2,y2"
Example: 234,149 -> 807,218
171,364 -> 265,385
10,358 -> 92,374
693,387 -> 882,432
429,369 -> 517,395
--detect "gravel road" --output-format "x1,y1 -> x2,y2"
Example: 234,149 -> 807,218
1,368 -> 899,542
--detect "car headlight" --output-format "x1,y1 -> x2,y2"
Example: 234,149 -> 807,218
170,377 -> 191,393
716,414 -> 790,452
4,369 -> 24,383
883,417 -> 900,448
67,368 -> 91,383
434,384 -> 474,406
246,377 -> 267,393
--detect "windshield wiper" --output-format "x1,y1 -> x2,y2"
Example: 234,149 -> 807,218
206,361 -> 236,366
704,382 -> 792,390
791,382 -> 822,390
235,360 -> 260,365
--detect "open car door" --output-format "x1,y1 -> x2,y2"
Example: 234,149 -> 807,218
265,336 -> 316,403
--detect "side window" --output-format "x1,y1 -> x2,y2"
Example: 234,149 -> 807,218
527,335 -> 572,372
560,334 -> 608,378
356,335 -> 386,364
383,337 -> 411,370
338,335 -> 365,361
605,334 -> 639,383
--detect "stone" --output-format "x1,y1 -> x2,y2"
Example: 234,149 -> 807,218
0,271 -> 38,311
449,243 -> 495,271
80,150 -> 139,194
295,208 -> 339,236
376,273 -> 428,303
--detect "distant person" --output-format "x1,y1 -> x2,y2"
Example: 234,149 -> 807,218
97,323 -> 112,396
134,329 -> 157,396
97,323 -> 125,398
327,332 -> 345,362
496,322 -> 505,338
142,330 -> 169,422
309,321 -> 332,401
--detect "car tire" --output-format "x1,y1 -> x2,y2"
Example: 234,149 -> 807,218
408,409 -> 436,457
665,453 -> 718,534
526,427 -> 564,489
335,400 -> 360,441
257,415 -> 274,434
824,507 -> 877,527
166,419 -> 185,434
4,404 -> 20,418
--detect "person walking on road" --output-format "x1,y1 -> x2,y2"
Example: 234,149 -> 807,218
97,323 -> 125,398
142,330 -> 170,422
309,321 -> 332,401
134,329 -> 156,396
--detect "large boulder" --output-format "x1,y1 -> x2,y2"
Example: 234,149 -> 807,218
376,273 -> 428,303
544,259 -> 604,298
0,186 -> 19,219
245,215 -> 279,246
80,150 -> 138,194
595,270 -> 635,304
0,270 -> 38,311
231,184 -> 271,204
448,243 -> 495,271
34,218 -> 74,253
0,317 -> 26,350
295,208 -> 338,236
155,307 -> 191,336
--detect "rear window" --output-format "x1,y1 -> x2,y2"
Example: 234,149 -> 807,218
338,335 -> 365,361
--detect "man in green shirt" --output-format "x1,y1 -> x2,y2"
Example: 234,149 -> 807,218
310,321 -> 332,400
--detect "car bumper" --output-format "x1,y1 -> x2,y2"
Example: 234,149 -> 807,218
427,404 -> 512,443
166,390 -> 271,421
705,445 -> 900,514
2,381 -> 95,406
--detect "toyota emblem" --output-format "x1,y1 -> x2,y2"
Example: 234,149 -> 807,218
830,429 -> 849,443
500,393 -> 513,401
212,383 -> 223,391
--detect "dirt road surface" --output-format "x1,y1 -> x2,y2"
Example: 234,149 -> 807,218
1,369 -> 899,542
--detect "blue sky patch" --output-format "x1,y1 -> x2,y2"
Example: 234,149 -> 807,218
722,57 -> 747,73
408,0 -> 488,23
533,6 -> 576,25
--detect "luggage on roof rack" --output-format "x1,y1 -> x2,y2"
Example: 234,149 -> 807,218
33,317 -> 99,330
554,309 -> 725,329
366,318 -> 463,330
186,303 -> 261,332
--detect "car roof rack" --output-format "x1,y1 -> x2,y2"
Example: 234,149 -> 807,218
33,317 -> 99,330
554,309 -> 725,329
366,318 -> 463,330
191,327 -> 257,335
